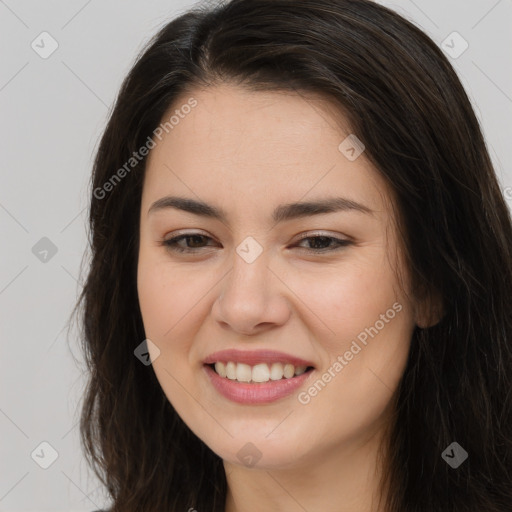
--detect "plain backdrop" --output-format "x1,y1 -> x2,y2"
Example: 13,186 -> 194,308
0,0 -> 511,510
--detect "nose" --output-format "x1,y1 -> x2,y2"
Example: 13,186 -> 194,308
211,246 -> 291,336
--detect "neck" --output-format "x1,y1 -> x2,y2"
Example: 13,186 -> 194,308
223,422 -> 391,512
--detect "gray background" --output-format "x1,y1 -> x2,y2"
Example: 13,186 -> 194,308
0,0 -> 511,510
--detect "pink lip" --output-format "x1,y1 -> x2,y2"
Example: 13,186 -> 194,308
203,364 -> 314,404
203,349 -> 314,367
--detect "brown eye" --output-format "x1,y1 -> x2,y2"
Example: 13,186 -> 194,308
294,235 -> 352,252
163,234 -> 216,253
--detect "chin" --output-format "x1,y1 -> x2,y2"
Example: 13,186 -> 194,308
216,440 -> 309,470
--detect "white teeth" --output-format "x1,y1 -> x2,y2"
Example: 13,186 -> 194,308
283,363 -> 295,379
226,361 -> 237,380
212,361 -> 310,383
215,361 -> 227,378
236,363 -> 252,382
252,363 -> 270,383
270,362 -> 284,380
294,365 -> 307,376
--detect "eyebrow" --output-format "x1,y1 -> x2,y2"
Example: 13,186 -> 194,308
147,195 -> 374,223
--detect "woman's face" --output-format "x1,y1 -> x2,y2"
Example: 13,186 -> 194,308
137,83 -> 419,470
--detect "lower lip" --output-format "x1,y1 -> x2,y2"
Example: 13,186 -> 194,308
203,364 -> 313,404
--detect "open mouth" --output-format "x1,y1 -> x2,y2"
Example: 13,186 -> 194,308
206,361 -> 315,384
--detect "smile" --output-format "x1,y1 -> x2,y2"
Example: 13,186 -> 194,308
203,349 -> 315,404
209,361 -> 311,383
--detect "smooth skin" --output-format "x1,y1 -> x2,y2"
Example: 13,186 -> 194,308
137,83 -> 433,512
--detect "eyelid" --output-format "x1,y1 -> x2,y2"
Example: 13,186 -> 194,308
163,229 -> 349,243
161,229 -> 353,257
164,229 -> 211,239
294,230 -> 351,242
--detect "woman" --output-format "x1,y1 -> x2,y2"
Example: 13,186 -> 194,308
78,0 -> 512,511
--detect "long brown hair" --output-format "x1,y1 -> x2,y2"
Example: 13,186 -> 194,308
76,1 -> 512,510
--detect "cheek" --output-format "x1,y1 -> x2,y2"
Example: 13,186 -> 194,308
137,254 -> 215,434
137,253 -> 212,363
288,250 -> 414,400
290,254 -> 403,341
137,260 -> 171,335
136,253 -> 195,342
290,261 -> 412,443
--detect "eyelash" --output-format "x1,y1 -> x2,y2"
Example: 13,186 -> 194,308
161,232 -> 352,254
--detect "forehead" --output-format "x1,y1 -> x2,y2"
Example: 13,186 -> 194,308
153,83 -> 351,161
142,83 -> 392,217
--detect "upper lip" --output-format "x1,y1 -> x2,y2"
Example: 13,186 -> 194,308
203,349 -> 315,368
